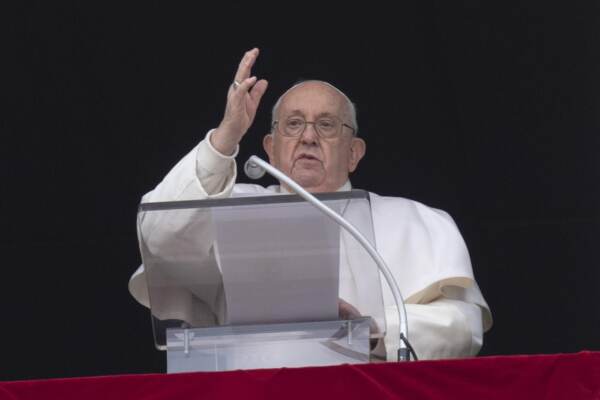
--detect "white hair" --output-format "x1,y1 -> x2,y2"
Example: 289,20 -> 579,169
270,80 -> 359,136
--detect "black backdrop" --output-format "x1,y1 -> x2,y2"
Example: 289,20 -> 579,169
3,2 -> 599,380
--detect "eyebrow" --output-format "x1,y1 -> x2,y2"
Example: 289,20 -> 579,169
285,110 -> 338,118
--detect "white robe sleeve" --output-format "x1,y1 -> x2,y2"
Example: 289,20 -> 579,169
379,296 -> 484,361
143,129 -> 239,202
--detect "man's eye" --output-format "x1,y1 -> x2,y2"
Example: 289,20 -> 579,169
317,119 -> 335,130
286,119 -> 304,128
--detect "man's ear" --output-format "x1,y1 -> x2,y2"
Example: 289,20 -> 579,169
263,133 -> 274,163
348,137 -> 366,173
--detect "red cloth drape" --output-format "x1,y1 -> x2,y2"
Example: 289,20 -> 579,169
1,352 -> 599,400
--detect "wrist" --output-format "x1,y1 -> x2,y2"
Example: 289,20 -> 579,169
211,126 -> 240,156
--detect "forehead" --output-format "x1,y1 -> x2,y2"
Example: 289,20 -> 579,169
278,82 -> 348,117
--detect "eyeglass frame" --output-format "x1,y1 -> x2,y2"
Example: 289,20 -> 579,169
271,115 -> 357,139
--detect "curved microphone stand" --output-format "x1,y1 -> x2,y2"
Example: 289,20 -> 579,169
245,156 -> 412,361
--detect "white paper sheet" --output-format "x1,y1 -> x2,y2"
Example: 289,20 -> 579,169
215,202 -> 340,325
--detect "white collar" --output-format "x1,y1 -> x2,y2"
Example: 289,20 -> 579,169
275,180 -> 353,194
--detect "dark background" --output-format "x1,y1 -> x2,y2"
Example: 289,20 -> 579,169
3,1 -> 599,380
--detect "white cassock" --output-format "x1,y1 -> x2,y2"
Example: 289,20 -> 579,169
129,130 -> 493,361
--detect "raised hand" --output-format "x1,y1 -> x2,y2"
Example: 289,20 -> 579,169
211,48 -> 269,155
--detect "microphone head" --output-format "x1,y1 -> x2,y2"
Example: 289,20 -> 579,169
244,158 -> 266,179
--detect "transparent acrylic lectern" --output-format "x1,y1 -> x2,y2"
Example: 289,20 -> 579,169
137,190 -> 386,372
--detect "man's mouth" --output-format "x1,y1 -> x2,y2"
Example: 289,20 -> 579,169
296,153 -> 320,162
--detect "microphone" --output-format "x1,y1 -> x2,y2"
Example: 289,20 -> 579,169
244,155 -> 413,361
244,158 -> 266,179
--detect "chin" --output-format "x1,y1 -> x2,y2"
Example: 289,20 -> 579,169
291,172 -> 325,190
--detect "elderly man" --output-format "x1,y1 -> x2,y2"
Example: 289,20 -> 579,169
129,48 -> 492,360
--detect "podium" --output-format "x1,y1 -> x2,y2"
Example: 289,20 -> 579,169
137,190 -> 386,372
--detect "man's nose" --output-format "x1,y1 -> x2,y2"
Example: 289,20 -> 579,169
300,123 -> 319,144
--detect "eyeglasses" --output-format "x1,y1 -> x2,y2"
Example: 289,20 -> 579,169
272,116 -> 356,139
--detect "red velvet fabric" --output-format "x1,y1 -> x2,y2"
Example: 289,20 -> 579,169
1,352 -> 599,400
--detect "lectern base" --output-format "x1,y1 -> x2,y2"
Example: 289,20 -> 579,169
166,318 -> 371,373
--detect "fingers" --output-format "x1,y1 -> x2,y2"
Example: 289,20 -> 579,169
249,79 -> 268,103
230,77 -> 268,104
238,76 -> 257,92
338,299 -> 362,320
217,48 -> 266,143
229,76 -> 257,99
234,48 -> 259,84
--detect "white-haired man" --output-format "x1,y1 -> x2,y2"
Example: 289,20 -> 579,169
129,48 -> 492,360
